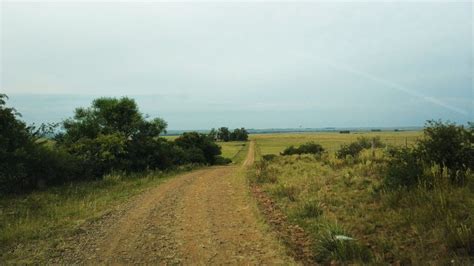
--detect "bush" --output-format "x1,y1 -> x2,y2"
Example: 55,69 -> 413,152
281,142 -> 325,156
175,132 -> 222,165
262,154 -> 277,161
418,120 -> 473,183
383,121 -> 474,189
336,137 -> 384,159
383,147 -> 424,189
0,94 -> 83,193
213,156 -> 232,165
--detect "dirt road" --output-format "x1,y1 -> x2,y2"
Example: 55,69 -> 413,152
55,141 -> 294,264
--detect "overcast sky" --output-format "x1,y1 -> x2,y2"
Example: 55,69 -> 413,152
1,1 -> 472,129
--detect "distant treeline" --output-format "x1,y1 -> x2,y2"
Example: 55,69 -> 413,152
0,94 -> 249,194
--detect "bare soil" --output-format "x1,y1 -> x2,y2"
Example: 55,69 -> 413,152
52,141 -> 294,264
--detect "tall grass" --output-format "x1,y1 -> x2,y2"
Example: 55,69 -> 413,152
249,132 -> 473,264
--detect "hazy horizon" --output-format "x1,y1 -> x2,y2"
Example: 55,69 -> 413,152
2,2 -> 473,129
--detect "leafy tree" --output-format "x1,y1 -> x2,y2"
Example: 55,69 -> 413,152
230,128 -> 249,141
175,132 -> 222,164
0,94 -> 81,193
217,127 -> 231,142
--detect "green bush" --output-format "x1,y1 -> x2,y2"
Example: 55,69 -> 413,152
384,147 -> 424,189
262,154 -> 277,161
383,121 -> 473,189
336,137 -> 384,159
418,120 -> 473,184
281,142 -> 325,156
0,94 -> 83,193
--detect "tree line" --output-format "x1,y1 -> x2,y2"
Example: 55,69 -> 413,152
209,127 -> 249,142
0,95 -> 241,194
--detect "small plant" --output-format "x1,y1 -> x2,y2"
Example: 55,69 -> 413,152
273,184 -> 299,201
249,160 -> 278,183
296,199 -> 324,218
315,222 -> 372,263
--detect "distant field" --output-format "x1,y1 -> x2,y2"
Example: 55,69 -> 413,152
251,131 -> 422,156
219,141 -> 248,164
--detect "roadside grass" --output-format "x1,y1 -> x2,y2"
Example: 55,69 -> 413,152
219,141 -> 248,164
249,132 -> 473,264
0,165 -> 199,263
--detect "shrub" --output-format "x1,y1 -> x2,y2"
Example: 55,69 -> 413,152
281,142 -> 325,156
0,94 -> 83,193
336,137 -> 384,159
213,156 -> 232,165
383,121 -> 474,189
417,120 -> 473,184
262,154 -> 277,161
383,147 -> 424,189
175,132 -> 222,165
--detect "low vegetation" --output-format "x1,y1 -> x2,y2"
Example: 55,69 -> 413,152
281,142 -> 325,156
249,122 -> 473,264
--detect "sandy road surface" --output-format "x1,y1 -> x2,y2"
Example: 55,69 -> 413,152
55,141 -> 293,265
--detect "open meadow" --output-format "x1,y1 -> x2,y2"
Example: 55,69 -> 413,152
248,130 -> 473,264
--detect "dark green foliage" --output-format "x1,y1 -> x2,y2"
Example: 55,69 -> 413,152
418,120 -> 473,175
213,156 -> 232,165
217,127 -> 248,141
384,147 -> 424,189
383,121 -> 474,189
0,94 -> 82,193
174,132 -> 222,165
281,142 -> 325,156
336,137 -> 384,159
262,154 -> 277,161
1,95 -> 225,193
230,128 -> 249,141
217,127 -> 231,142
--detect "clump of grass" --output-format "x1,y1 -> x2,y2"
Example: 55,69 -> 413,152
272,184 -> 299,201
248,160 -> 278,184
296,199 -> 324,218
314,222 -> 372,263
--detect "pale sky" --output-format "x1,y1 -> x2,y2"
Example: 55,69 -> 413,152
1,1 -> 473,129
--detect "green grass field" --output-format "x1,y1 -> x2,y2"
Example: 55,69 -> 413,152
249,131 -> 473,264
251,131 -> 422,156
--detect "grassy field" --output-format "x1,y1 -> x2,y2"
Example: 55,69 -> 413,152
249,131 -> 473,264
251,131 -> 422,156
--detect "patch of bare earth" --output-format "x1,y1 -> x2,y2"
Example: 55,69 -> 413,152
53,141 -> 294,264
250,185 -> 315,265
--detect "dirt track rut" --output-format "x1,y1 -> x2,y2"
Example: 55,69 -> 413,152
56,141 -> 293,264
